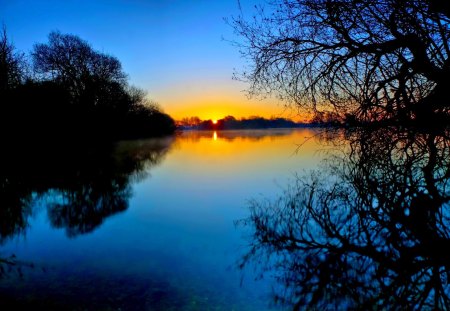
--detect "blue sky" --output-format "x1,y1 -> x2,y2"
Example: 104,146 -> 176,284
1,0 -> 292,120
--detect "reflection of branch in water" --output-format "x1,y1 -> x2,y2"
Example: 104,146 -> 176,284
0,136 -> 174,240
0,138 -> 172,281
0,186 -> 33,244
291,127 -> 346,158
0,255 -> 18,273
0,254 -> 34,278
46,138 -> 173,237
240,127 -> 450,309
46,184 -> 131,237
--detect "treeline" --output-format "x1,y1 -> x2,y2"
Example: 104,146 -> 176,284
178,115 -> 304,130
0,29 -> 175,142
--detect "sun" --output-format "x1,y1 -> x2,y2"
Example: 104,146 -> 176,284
212,119 -> 218,124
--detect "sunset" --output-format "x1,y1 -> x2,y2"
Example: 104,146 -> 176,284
1,0 -> 287,122
1,0 -> 450,310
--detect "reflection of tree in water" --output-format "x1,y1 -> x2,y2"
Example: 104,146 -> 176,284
0,182 -> 33,244
0,137 -> 172,241
44,146 -> 133,237
241,127 -> 450,309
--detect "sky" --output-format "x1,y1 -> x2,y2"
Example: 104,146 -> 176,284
1,0 -> 300,121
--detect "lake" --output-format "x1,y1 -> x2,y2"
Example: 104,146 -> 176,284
0,129 -> 330,310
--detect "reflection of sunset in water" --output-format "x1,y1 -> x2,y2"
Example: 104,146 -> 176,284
168,129 -> 333,178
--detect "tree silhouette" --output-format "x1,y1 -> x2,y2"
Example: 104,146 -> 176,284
240,126 -> 450,309
0,26 -> 26,92
232,0 -> 450,123
32,31 -> 126,101
0,29 -> 175,140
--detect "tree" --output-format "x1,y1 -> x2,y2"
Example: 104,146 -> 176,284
0,26 -> 26,92
0,29 -> 175,140
32,31 -> 126,101
29,31 -> 175,138
232,0 -> 450,123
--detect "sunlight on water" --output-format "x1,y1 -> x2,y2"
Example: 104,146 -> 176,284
0,129 -> 332,310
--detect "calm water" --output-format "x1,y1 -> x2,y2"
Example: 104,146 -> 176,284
0,129 -> 329,310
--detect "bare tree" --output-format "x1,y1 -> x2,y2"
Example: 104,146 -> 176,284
232,0 -> 450,122
32,31 -> 127,99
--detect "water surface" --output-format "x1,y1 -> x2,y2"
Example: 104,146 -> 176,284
0,129 -> 328,310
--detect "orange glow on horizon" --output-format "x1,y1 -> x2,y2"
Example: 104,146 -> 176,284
156,83 -> 303,121
152,76 -> 309,122
166,103 -> 306,122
